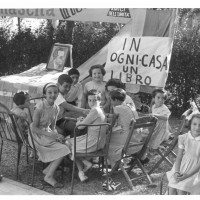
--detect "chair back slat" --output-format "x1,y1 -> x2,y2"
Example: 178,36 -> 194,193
0,102 -> 22,143
160,114 -> 187,156
74,123 -> 111,156
123,116 -> 157,156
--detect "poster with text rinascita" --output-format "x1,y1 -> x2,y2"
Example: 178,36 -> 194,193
105,36 -> 172,87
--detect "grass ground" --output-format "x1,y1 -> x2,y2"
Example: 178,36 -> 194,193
0,117 -> 181,195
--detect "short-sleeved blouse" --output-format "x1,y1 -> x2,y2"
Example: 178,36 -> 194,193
167,131 -> 200,194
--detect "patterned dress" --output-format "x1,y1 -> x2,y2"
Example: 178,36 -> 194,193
30,99 -> 70,163
108,103 -> 143,167
148,104 -> 171,149
167,132 -> 200,194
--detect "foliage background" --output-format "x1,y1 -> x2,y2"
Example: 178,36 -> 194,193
0,8 -> 200,117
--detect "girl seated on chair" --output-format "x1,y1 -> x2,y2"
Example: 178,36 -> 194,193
167,113 -> 200,195
7,92 -> 30,140
102,78 -> 137,114
107,88 -> 147,168
31,83 -> 71,188
66,90 -> 107,182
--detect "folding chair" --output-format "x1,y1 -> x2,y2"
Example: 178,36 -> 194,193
70,122 -> 112,194
109,116 -> 157,190
148,113 -> 188,175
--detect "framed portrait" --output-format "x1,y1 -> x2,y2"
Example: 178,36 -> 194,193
46,43 -> 73,72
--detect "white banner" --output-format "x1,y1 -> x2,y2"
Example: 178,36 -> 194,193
104,36 -> 172,87
0,8 -> 134,24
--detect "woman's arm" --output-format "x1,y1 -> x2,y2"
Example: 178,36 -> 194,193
102,92 -> 111,112
80,92 -> 87,109
100,91 -> 106,107
81,85 -> 88,108
174,147 -> 184,173
152,113 -> 168,121
60,101 -> 89,115
76,108 -> 98,129
50,107 -> 59,132
173,147 -> 184,181
177,160 -> 200,181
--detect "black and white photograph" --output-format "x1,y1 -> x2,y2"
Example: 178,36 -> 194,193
0,1 -> 200,197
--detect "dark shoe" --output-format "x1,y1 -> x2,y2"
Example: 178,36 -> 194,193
127,158 -> 135,166
140,158 -> 150,165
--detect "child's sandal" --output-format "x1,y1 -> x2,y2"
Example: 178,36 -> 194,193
102,177 -> 121,191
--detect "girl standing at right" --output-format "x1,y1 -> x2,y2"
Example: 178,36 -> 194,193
167,113 -> 200,195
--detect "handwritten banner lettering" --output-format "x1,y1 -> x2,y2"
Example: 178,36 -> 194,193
105,36 -> 172,87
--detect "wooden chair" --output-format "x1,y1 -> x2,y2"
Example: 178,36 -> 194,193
109,116 -> 157,190
148,114 -> 188,175
70,122 -> 112,194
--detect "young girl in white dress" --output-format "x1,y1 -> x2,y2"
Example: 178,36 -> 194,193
148,89 -> 171,149
167,113 -> 200,195
67,90 -> 106,182
31,83 -> 71,188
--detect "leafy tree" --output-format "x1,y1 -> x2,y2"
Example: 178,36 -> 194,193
166,8 -> 200,116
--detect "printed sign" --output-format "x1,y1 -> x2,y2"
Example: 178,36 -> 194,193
107,8 -> 131,18
0,8 -> 134,24
105,36 -> 172,87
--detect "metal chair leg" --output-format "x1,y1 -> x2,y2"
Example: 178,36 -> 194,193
104,156 -> 109,191
31,150 -> 36,186
26,146 -> 29,164
100,157 -> 104,172
16,143 -> 22,180
160,173 -> 166,195
0,140 -> 3,164
108,160 -> 120,176
70,158 -> 76,195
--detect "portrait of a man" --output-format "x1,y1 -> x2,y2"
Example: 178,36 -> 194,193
46,44 -> 71,71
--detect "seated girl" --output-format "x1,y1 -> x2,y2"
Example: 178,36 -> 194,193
31,83 -> 71,188
103,78 -> 137,114
107,88 -> 146,168
66,90 -> 107,182
7,92 -> 30,140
